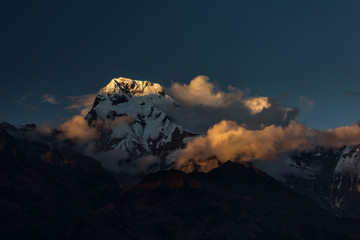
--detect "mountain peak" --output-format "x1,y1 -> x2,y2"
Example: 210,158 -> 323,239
100,77 -> 165,96
85,76 -> 195,176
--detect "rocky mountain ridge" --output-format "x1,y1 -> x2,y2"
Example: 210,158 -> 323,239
284,145 -> 360,218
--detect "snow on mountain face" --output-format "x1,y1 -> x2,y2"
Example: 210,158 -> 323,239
284,146 -> 360,218
86,77 -> 195,169
334,146 -> 360,173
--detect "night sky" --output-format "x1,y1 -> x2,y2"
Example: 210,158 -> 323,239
1,0 -> 360,129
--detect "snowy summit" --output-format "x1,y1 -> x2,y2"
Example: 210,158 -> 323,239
85,77 -> 194,172
100,77 -> 165,96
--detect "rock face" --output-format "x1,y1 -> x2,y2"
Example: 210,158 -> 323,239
86,77 -> 195,168
0,123 -> 120,240
57,161 -> 360,240
284,145 -> 360,218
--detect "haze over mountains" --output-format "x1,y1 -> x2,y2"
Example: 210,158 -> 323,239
2,76 -> 360,239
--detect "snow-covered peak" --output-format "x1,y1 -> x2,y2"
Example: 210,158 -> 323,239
85,76 -> 195,172
100,77 -> 165,96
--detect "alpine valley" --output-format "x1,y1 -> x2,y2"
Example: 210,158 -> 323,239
2,77 -> 360,240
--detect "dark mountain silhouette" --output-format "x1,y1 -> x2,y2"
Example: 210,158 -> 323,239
57,161 -> 360,240
0,123 -> 120,240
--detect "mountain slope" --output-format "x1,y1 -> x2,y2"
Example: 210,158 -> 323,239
284,146 -> 360,218
57,161 -> 360,240
86,77 -> 195,168
0,123 -> 120,240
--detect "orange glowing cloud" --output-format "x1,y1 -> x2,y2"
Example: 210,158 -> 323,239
317,125 -> 360,147
244,97 -> 271,114
60,115 -> 99,141
170,75 -> 243,107
176,121 -> 360,173
170,75 -> 272,118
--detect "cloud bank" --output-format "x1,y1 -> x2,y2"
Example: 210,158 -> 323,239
176,121 -> 360,172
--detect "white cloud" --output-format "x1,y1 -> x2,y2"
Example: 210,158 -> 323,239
42,94 -> 58,104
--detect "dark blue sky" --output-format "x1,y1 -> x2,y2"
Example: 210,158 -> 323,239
1,0 -> 360,129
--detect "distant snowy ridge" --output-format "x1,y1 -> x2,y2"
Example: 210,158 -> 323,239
285,145 -> 360,218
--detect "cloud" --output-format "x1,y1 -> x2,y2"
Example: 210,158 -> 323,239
67,93 -> 97,116
176,121 -> 309,172
244,96 -> 271,114
94,149 -> 129,172
163,75 -> 293,133
175,120 -> 360,173
59,115 -> 99,141
42,94 -> 58,104
35,119 -> 56,135
95,151 -> 158,175
169,75 -> 271,113
170,75 -> 244,107
316,125 -> 360,147
59,115 -> 135,144
162,96 -> 297,133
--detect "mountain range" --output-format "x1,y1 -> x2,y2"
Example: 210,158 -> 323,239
2,77 -> 360,239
